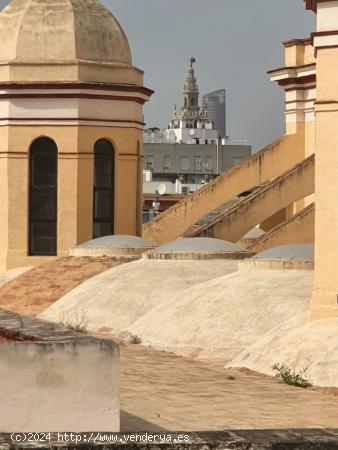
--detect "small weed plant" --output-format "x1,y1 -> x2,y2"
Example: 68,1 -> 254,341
130,335 -> 142,345
272,362 -> 313,389
60,313 -> 88,334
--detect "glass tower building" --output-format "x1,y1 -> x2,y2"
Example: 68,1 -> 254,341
202,89 -> 226,138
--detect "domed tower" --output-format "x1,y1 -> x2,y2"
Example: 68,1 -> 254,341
0,0 -> 153,270
183,58 -> 200,116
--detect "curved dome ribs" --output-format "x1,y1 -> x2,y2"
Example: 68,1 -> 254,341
0,0 -> 133,67
71,0 -> 132,65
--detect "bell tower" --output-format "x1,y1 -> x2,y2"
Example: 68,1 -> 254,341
183,58 -> 200,115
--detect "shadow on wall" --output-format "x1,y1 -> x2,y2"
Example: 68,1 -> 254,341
121,411 -> 169,432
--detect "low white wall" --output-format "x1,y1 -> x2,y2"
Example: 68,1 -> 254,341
0,339 -> 119,432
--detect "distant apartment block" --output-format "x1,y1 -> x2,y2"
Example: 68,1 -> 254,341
202,89 -> 226,138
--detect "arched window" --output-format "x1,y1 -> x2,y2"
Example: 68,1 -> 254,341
93,139 -> 115,239
136,141 -> 142,235
29,137 -> 57,256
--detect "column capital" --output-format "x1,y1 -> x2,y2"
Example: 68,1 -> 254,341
305,0 -> 338,13
308,0 -> 338,51
305,0 -> 317,12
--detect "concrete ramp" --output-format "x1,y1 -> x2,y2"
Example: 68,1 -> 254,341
186,154 -> 314,242
143,134 -> 305,244
248,203 -> 315,253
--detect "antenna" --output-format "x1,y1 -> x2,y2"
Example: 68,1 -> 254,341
156,184 -> 167,195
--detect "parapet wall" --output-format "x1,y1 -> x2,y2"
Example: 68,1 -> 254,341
0,309 -> 120,433
239,259 -> 314,271
70,246 -> 151,257
144,250 -> 256,260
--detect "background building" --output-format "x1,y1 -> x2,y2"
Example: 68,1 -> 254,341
143,142 -> 251,221
142,58 -> 250,220
203,89 -> 227,138
144,142 -> 251,190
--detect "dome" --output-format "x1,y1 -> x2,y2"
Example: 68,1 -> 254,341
77,235 -> 154,249
146,237 -> 255,260
70,235 -> 156,257
239,244 -> 314,271
143,237 -> 255,260
39,258 -> 238,332
229,313 -> 338,388
127,267 -> 312,360
252,244 -> 314,261
0,0 -> 132,67
155,238 -> 241,253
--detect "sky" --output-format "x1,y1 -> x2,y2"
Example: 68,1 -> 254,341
0,0 -> 315,151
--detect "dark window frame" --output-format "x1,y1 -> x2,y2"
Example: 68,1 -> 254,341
93,139 -> 115,239
29,137 -> 58,256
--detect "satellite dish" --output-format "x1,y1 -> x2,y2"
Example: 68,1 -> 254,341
156,184 -> 167,195
189,129 -> 195,136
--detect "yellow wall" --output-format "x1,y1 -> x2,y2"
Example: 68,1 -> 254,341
313,104 -> 338,319
193,154 -> 314,243
251,204 -> 314,253
284,42 -> 315,67
0,125 -> 143,270
311,29 -> 338,319
260,209 -> 288,232
284,41 -> 316,212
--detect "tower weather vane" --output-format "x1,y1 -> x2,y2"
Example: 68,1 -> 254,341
190,57 -> 196,67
